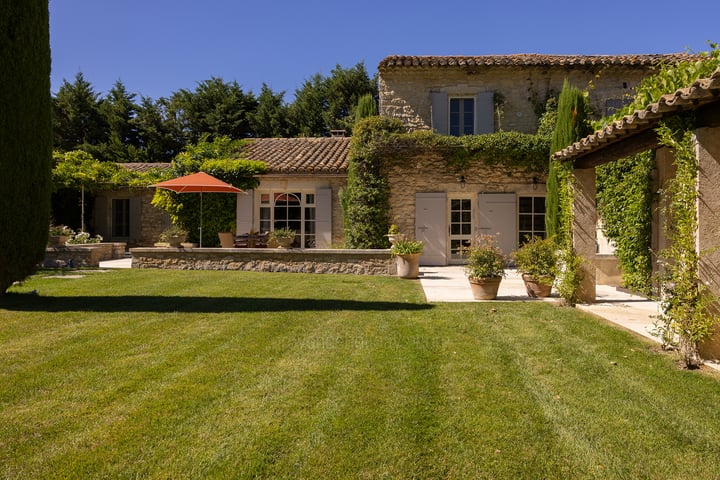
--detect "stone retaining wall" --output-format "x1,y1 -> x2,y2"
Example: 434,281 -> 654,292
44,243 -> 127,268
131,248 -> 396,276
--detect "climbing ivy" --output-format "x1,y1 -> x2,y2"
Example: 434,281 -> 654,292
653,116 -> 719,368
596,151 -> 654,295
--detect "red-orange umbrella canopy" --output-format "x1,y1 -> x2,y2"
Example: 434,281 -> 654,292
152,172 -> 243,247
151,171 -> 243,194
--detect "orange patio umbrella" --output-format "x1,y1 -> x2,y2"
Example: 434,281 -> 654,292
152,172 -> 243,247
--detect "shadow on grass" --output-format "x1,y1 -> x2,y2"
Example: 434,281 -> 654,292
0,293 -> 433,313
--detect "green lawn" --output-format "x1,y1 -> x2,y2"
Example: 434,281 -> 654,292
2,269 -> 720,479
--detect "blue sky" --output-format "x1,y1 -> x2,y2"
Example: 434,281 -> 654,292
50,0 -> 719,101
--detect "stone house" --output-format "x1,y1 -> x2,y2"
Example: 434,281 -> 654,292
377,53 -> 694,265
96,53 -> 693,258
93,137 -> 350,248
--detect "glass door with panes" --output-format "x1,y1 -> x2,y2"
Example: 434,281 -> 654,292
449,197 -> 473,263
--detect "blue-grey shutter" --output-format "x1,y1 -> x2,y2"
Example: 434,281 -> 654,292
236,191 -> 253,234
475,91 -> 494,134
315,188 -> 332,248
430,91 -> 448,134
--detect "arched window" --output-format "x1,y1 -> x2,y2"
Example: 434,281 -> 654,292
259,192 -> 316,247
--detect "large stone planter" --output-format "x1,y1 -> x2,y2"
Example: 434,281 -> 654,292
468,276 -> 502,300
396,253 -> 420,279
521,273 -> 554,298
48,235 -> 69,247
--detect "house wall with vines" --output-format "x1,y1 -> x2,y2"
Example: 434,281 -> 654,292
379,64 -> 657,133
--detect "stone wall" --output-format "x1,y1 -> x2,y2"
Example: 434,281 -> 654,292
380,145 -> 546,237
43,243 -> 127,268
379,65 -> 653,134
131,248 -> 396,276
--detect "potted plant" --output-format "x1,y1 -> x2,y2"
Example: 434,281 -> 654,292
391,238 -> 424,279
48,224 -> 74,247
159,225 -> 188,248
386,224 -> 404,246
512,235 -> 558,298
464,234 -> 507,300
269,227 -> 296,248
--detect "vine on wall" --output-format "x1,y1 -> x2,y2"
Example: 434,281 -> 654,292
654,116 -> 719,368
596,151 -> 654,294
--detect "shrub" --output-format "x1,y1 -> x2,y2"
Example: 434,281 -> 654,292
390,239 -> 424,256
512,236 -> 558,279
464,234 -> 507,279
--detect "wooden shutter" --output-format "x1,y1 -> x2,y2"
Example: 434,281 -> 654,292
430,91 -> 448,134
475,91 -> 494,134
236,191 -> 254,234
315,188 -> 332,248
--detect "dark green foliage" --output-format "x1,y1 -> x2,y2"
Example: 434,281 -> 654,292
343,117 -> 406,248
289,63 -> 377,136
0,0 -> 52,293
596,152 -> 654,294
250,83 -> 290,138
546,79 -> 591,241
168,77 -> 258,144
52,72 -> 107,151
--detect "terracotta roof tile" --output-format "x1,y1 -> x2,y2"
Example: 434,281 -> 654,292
242,137 -> 350,174
378,53 -> 698,71
555,68 -> 720,161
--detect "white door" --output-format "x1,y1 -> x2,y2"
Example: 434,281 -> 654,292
448,197 -> 474,264
415,193 -> 447,265
477,193 -> 517,257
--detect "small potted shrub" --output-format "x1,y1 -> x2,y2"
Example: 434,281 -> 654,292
512,235 -> 558,298
269,227 -> 296,248
159,225 -> 188,248
464,234 -> 507,300
386,224 -> 404,246
391,238 -> 424,279
48,224 -> 74,247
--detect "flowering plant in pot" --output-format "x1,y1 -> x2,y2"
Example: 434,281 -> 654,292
463,234 -> 507,300
269,227 -> 296,248
512,235 -> 558,298
391,238 -> 424,279
48,224 -> 74,246
159,225 -> 188,247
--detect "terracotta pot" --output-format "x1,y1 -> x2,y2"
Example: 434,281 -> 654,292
48,235 -> 69,247
218,232 -> 234,248
275,237 -> 294,248
521,273 -> 554,298
468,276 -> 502,300
396,253 -> 420,279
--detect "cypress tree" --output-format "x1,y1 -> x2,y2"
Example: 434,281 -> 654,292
0,1 -> 52,293
354,93 -> 377,123
545,79 -> 590,240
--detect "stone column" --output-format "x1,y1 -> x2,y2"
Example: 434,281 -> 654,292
572,166 -> 597,303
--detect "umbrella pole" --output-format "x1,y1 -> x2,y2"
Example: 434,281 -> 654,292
199,192 -> 203,248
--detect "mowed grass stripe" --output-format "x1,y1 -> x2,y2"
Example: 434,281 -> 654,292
2,270 -> 720,479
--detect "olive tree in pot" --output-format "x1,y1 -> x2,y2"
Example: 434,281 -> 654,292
391,239 -> 424,279
464,234 -> 507,300
512,236 -> 558,298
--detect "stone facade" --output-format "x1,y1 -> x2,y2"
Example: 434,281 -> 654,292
379,62 -> 665,134
131,248 -> 395,276
381,145 -> 545,238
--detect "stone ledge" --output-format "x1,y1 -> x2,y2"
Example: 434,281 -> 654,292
130,248 -> 396,276
44,243 -> 127,268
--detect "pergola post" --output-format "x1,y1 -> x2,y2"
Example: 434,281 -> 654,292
572,166 -> 597,303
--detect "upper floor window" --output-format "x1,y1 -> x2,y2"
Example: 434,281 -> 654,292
449,98 -> 475,136
431,91 -> 494,136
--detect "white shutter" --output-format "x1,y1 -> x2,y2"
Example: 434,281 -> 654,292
315,188 -> 332,248
236,191 -> 253,234
475,91 -> 494,134
430,91 -> 448,134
